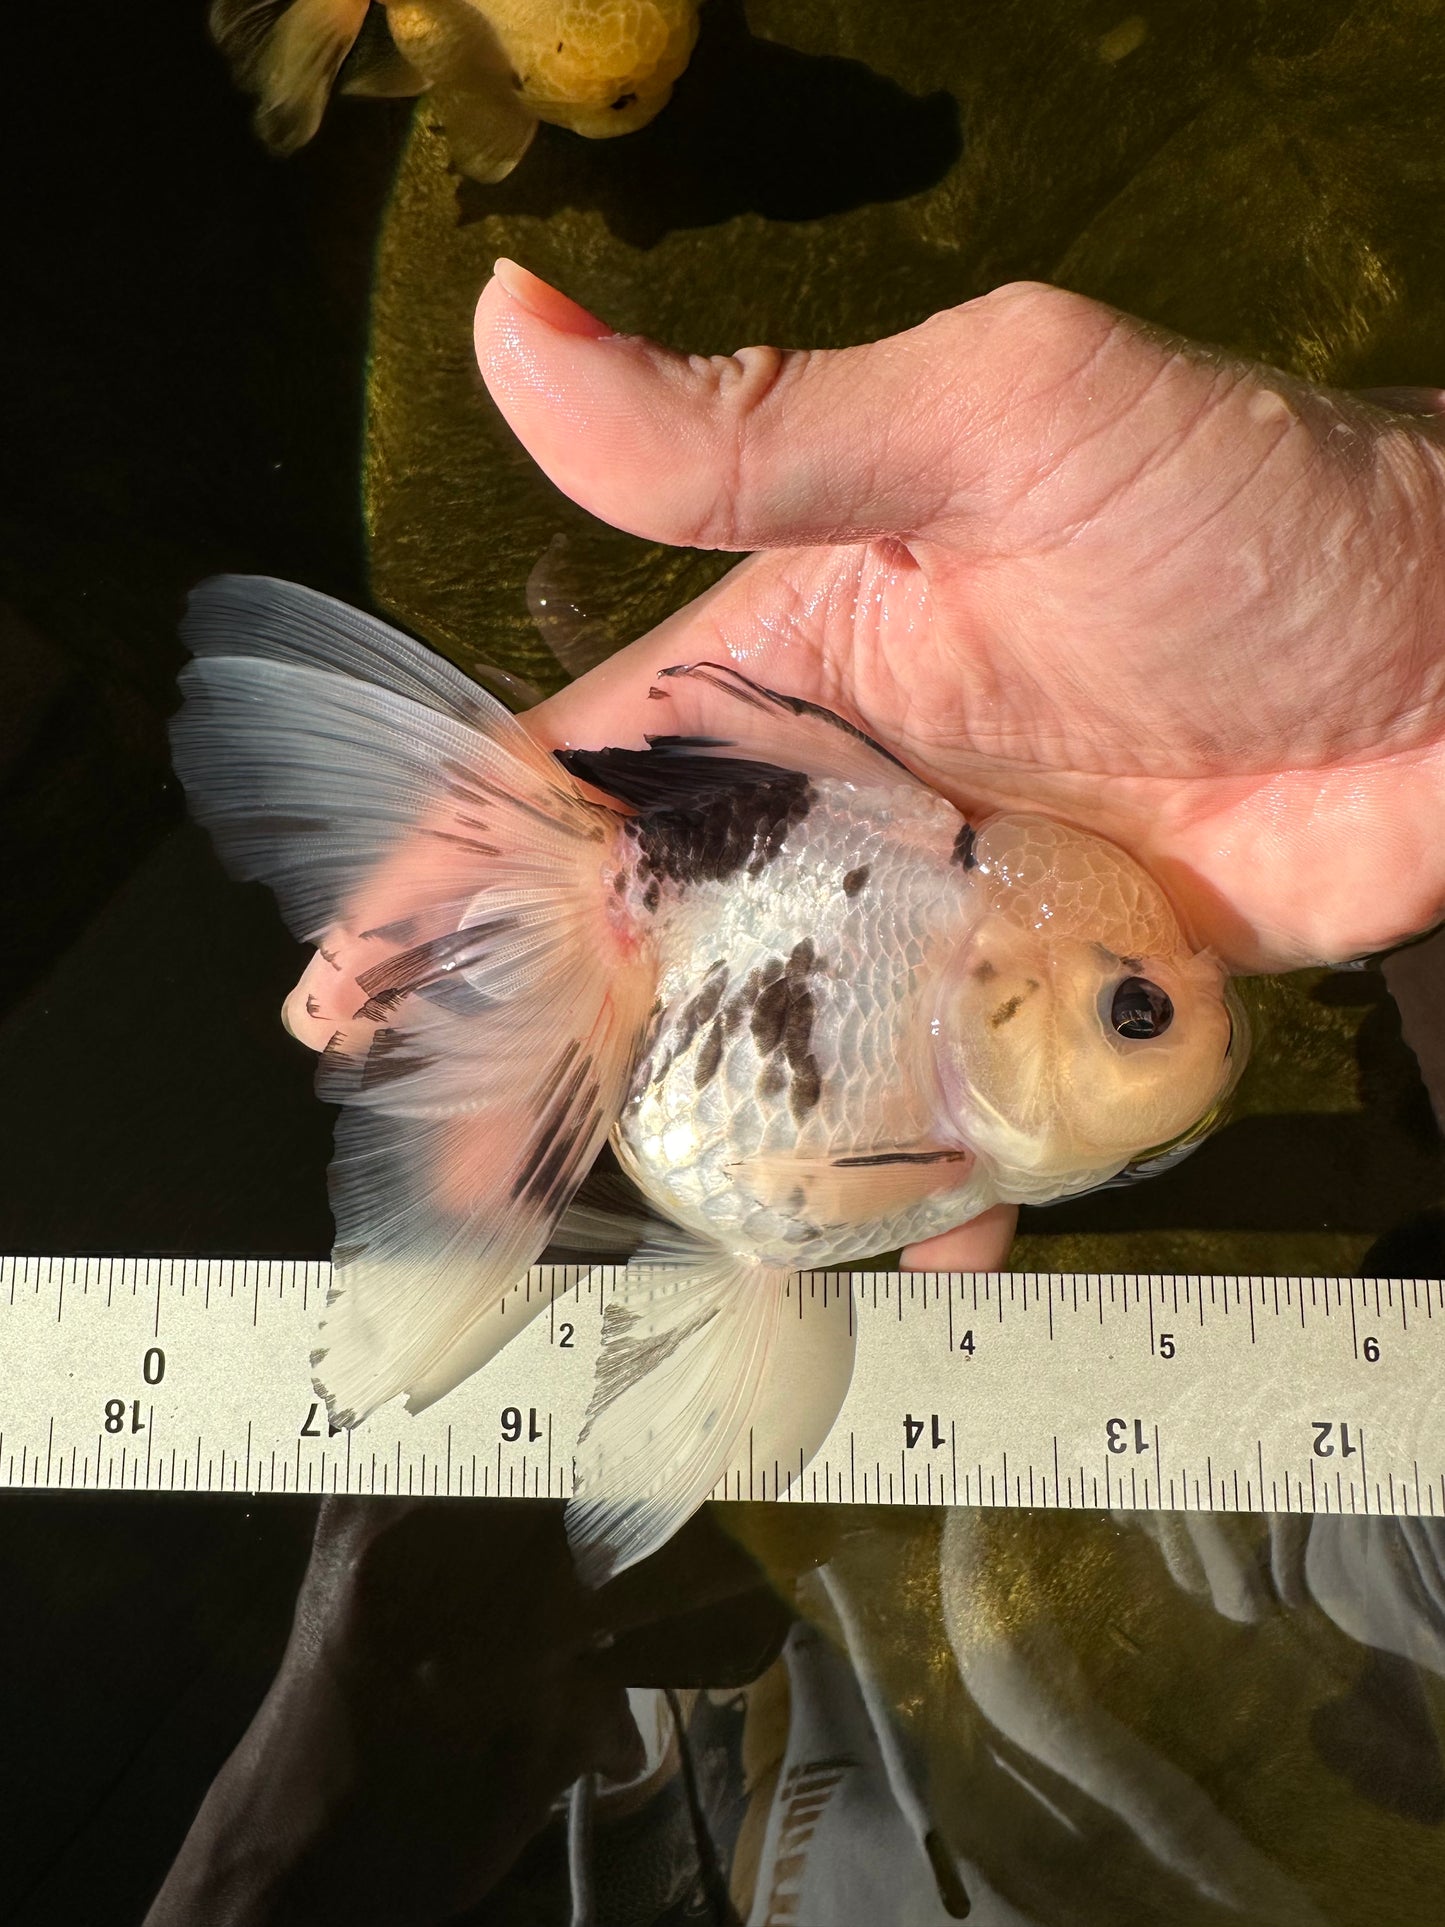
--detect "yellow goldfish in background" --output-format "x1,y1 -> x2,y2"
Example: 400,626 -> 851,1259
211,0 -> 702,181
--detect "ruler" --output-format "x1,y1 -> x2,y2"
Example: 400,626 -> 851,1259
2,1256 -> 1442,1516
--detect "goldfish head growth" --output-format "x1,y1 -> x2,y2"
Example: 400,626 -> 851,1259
935,815 -> 1244,1202
489,0 -> 700,137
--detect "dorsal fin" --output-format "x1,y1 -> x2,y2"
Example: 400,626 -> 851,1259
556,744 -> 804,815
642,661 -> 922,792
556,745 -> 814,888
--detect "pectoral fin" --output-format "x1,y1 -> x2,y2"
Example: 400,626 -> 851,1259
431,80 -> 538,182
730,1146 -> 978,1224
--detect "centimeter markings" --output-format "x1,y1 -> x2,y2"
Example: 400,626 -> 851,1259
1,1256 -> 1443,1515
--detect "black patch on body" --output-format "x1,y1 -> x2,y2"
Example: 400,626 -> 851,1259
556,744 -> 813,889
636,939 -> 828,1123
675,968 -> 729,1054
632,965 -> 739,1100
758,1059 -> 788,1098
694,1019 -> 725,1089
722,981 -> 752,1036
624,1000 -> 667,1108
952,822 -> 977,869
749,942 -> 824,1121
842,865 -> 870,896
750,969 -> 790,1055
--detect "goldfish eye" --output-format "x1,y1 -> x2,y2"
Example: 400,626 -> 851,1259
1111,976 -> 1173,1039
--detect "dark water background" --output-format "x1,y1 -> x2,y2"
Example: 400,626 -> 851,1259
4,3 -> 1445,1920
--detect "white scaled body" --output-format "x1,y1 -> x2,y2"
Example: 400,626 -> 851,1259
617,777 -> 990,1265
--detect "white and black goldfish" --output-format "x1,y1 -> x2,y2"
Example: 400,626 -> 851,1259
172,577 -> 1244,1579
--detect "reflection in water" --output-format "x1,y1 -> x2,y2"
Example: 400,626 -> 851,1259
457,0 -> 962,247
144,1500 -> 1445,1924
1313,1649 -> 1445,1826
141,1498 -> 788,1924
528,533 -> 624,682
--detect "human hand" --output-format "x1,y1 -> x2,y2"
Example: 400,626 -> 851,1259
473,263 -> 1445,1267
476,263 -> 1445,984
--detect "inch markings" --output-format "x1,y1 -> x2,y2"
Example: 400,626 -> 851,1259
1,1258 -> 1442,1515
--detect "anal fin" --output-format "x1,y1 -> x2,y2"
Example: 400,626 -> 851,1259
567,1244 -> 855,1585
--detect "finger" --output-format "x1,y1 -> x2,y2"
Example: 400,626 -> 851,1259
475,261 -> 1110,551
901,1203 -> 1017,1272
1355,385 -> 1445,420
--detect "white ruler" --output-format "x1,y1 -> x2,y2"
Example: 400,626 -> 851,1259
2,1256 -> 1442,1516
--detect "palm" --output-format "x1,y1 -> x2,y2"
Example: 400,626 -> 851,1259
482,274 -> 1445,973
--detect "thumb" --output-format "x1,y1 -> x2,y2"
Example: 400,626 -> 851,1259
901,1203 -> 1017,1273
474,260 -> 1061,551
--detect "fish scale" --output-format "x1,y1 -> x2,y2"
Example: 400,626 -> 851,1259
615,778 -> 990,1263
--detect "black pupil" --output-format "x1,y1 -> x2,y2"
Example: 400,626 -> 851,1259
1111,976 -> 1173,1039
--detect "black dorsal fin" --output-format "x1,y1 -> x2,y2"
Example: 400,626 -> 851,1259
657,662 -> 905,765
556,743 -> 804,815
641,662 -> 923,791
556,743 -> 814,887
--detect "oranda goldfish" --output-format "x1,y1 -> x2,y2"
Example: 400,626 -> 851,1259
172,577 -> 1244,1579
211,0 -> 700,182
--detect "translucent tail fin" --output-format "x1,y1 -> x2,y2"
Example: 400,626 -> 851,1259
210,0 -> 369,152
172,576 -> 652,1423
